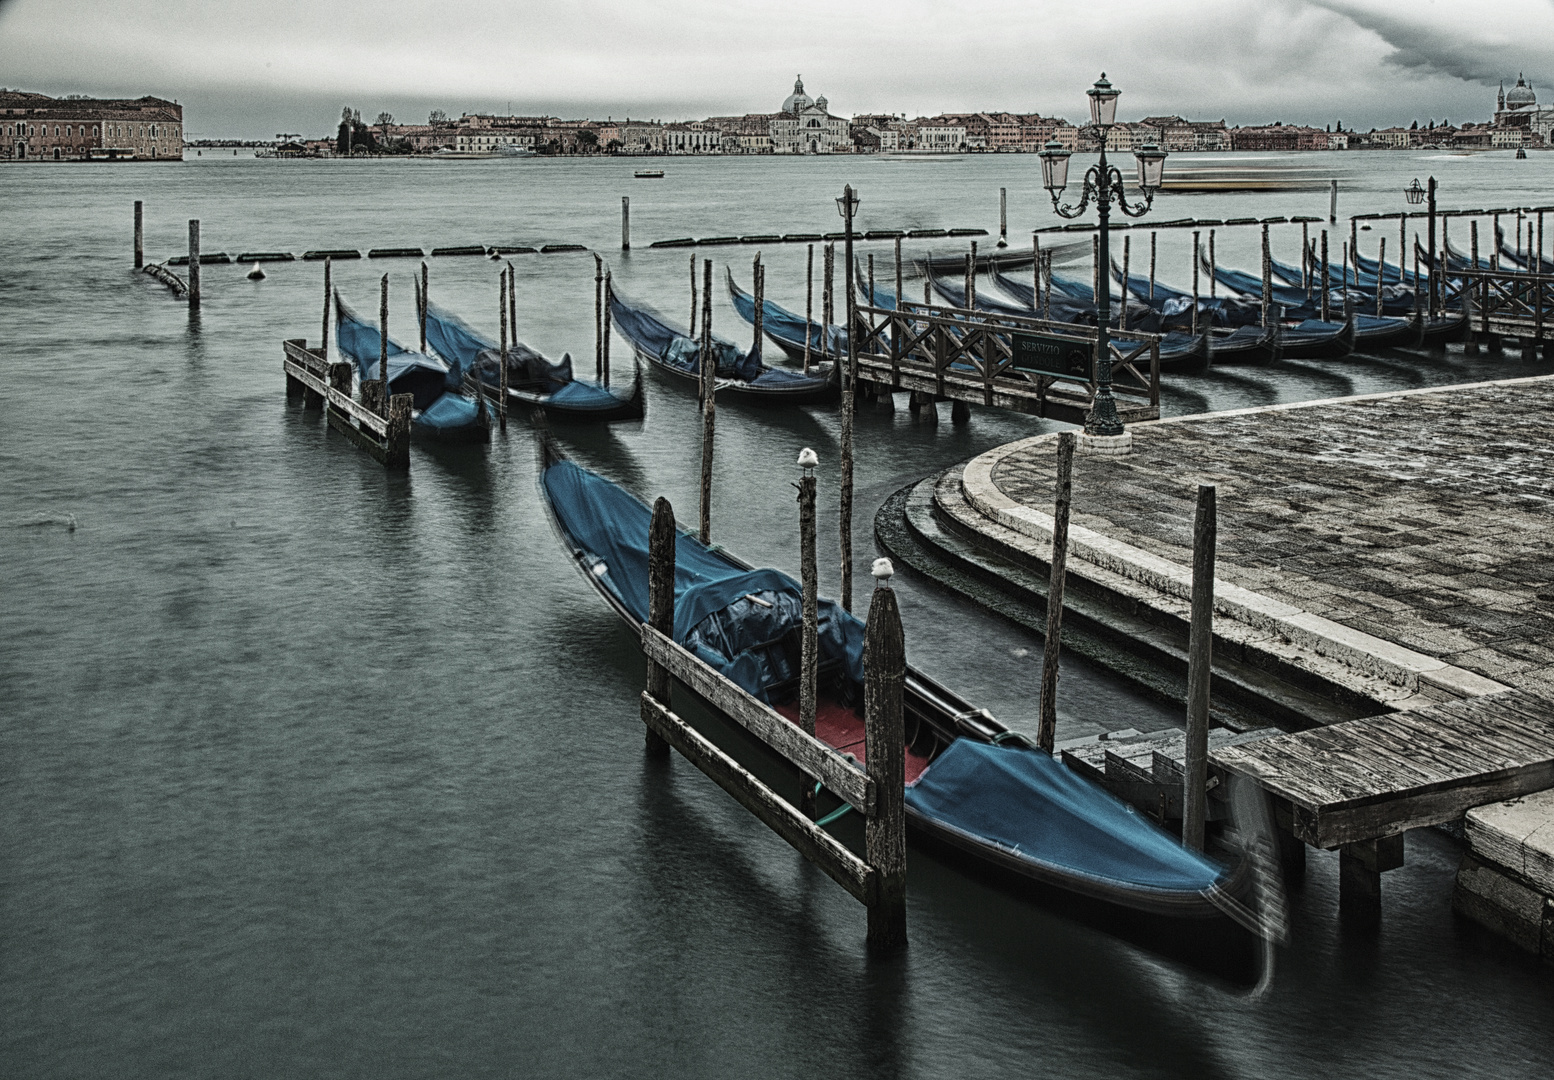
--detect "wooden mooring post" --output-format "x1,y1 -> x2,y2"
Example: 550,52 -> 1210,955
1148,231 -> 1156,302
637,498 -> 906,949
1037,431 -> 1076,753
1121,235 -> 1131,331
798,448 -> 819,819
839,189 -> 857,614
621,196 -> 630,251
133,201 -> 143,269
321,257 -> 332,358
1260,223 -> 1272,328
804,244 -> 814,374
1209,229 -> 1217,299
188,219 -> 201,310
418,262 -> 429,353
698,258 -> 715,544
688,252 -> 698,340
497,268 -> 509,431
1376,239 -> 1386,318
1191,231 -> 1200,337
998,186 -> 1008,248
596,254 -> 605,380
1320,231 -> 1330,323
1183,484 -> 1216,851
752,253 -> 764,360
602,269 -> 612,387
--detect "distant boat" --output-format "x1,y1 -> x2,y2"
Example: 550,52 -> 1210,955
495,144 -> 537,158
634,169 -> 665,178
431,148 -> 498,160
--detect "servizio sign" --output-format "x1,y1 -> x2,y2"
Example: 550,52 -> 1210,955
1010,332 -> 1092,381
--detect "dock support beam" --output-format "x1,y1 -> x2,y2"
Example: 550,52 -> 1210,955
645,497 -> 674,758
1184,484 -> 1216,851
864,566 -> 907,952
1340,835 -> 1403,930
1037,431 -> 1075,753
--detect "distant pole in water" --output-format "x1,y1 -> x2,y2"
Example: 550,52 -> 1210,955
419,261 -> 429,354
1191,230 -> 1200,337
602,270 -> 612,387
1341,241 -> 1348,292
321,257 -> 332,358
1492,213 -> 1501,272
1148,231 -> 1156,302
1037,430 -> 1076,754
822,243 -> 834,362
998,187 -> 1008,248
1320,230 -> 1330,323
1329,178 -> 1338,224
863,558 -> 908,953
964,251 -> 973,310
1516,209 -> 1524,261
968,240 -> 978,308
699,258 -> 715,545
1209,229 -> 1217,299
644,496 -> 675,758
595,254 -> 604,381
1471,219 -> 1480,273
187,219 -> 200,310
378,273 -> 389,412
804,244 -> 814,374
133,201 -> 143,269
688,252 -> 698,339
507,259 -> 517,355
751,253 -> 764,362
924,278 -> 931,306
621,196 -> 630,251
1183,483 -> 1216,853
1120,235 -> 1130,331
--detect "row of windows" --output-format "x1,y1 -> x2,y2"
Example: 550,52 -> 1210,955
2,123 -> 179,139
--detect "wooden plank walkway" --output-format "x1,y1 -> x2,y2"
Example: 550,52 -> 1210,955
1211,689 -> 1554,925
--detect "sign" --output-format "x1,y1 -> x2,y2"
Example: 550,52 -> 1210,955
1010,332 -> 1092,381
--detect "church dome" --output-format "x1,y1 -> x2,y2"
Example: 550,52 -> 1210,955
1507,75 -> 1536,109
815,95 -> 828,112
782,76 -> 814,115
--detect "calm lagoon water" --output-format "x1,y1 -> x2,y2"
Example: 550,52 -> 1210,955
2,150 -> 1552,1078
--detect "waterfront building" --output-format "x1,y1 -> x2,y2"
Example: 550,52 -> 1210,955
1228,123 -> 1328,151
1017,114 -> 1077,151
703,114 -> 775,153
769,77 -> 850,154
913,117 -> 967,152
1493,75 -> 1554,146
661,122 -> 720,154
1,90 -> 183,161
454,126 -> 541,153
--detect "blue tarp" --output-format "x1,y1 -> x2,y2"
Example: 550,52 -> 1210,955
423,302 -> 626,407
542,458 -> 863,699
906,739 -> 1227,894
334,298 -> 455,410
727,269 -> 846,355
415,392 -> 482,431
609,289 -> 768,383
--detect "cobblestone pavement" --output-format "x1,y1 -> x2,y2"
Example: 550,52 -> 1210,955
991,379 -> 1554,694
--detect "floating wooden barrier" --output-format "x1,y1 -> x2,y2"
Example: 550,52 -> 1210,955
302,249 -> 361,261
282,337 -> 411,468
947,227 -> 989,237
650,237 -> 696,248
908,228 -> 948,238
168,252 -> 231,265
639,496 -> 907,949
540,243 -> 587,253
785,232 -> 824,242
866,229 -> 905,240
368,247 -> 425,258
236,252 -> 295,263
140,262 -> 188,296
431,245 -> 487,257
698,236 -> 742,246
740,234 -> 782,243
490,245 -> 537,255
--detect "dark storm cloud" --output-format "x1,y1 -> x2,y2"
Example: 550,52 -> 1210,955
1311,0 -> 1554,86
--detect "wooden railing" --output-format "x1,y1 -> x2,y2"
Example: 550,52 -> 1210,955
849,301 -> 1160,423
282,338 -> 411,467
1445,270 -> 1554,343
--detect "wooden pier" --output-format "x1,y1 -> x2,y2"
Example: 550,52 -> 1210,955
1454,269 -> 1554,358
849,300 -> 1161,427
282,339 -> 411,468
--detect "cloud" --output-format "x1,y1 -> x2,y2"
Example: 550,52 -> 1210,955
1310,0 -> 1554,86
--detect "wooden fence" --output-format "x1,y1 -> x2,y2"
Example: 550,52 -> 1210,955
282,338 -> 411,467
849,301 -> 1160,427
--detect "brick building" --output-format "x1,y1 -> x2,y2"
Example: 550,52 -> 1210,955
2,91 -> 183,161
1228,124 -> 1328,151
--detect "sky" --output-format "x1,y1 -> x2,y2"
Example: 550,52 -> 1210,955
0,0 -> 1549,139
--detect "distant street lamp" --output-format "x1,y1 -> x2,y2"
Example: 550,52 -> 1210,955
836,184 -> 860,385
1404,176 -> 1437,314
1039,74 -> 1166,437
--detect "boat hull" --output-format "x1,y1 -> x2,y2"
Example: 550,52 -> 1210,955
637,345 -> 841,407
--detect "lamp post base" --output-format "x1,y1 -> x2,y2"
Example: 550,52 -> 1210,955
1078,431 -> 1133,456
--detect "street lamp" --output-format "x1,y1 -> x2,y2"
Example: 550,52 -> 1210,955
835,184 -> 861,385
1039,73 -> 1166,438
1403,176 -> 1437,315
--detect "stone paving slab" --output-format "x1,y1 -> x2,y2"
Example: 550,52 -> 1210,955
978,376 -> 1554,699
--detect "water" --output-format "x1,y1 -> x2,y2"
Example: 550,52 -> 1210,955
3,151 -> 1551,1078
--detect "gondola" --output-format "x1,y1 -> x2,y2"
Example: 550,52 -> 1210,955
927,270 -> 1212,374
1197,263 -> 1357,359
334,295 -> 490,444
422,301 -> 644,423
538,443 -> 1268,983
1100,266 -> 1278,364
725,268 -> 846,362
609,288 -> 840,408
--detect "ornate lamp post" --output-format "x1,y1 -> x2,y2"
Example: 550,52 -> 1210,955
1039,74 -> 1166,437
1405,176 -> 1437,315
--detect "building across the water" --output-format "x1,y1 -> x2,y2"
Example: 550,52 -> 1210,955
1493,75 -> 1554,146
1,90 -> 183,161
770,77 -> 850,154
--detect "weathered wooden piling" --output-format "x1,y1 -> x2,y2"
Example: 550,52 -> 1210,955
798,448 -> 819,817
1041,249 -> 1052,321
187,219 -> 201,309
1148,231 -> 1156,301
804,244 -> 814,374
1376,239 -> 1386,317
1209,229 -> 1217,299
823,243 -> 835,363
752,253 -> 764,360
620,196 -> 631,251
699,258 -> 715,544
1183,484 -> 1216,851
840,193 -> 857,613
894,236 -> 903,314
645,496 -> 675,757
1329,178 -> 1338,224
968,240 -> 978,307
688,252 -> 698,339
595,254 -> 605,380
1260,223 -> 1272,328
133,201 -> 143,269
1349,218 -> 1358,287
419,262 -> 429,353
863,561 -> 907,951
1399,215 -> 1408,283
1121,235 -> 1131,331
378,274 -> 390,409
867,253 -> 875,320
1301,222 -> 1309,295
1037,430 -> 1076,753
964,252 -> 974,311
322,257 -> 332,358
1191,231 -> 1201,337
1539,211 -> 1545,271
497,268 -> 509,431
602,270 -> 613,387
1033,235 -> 1041,308
998,186 -> 1008,248
1320,230 -> 1330,323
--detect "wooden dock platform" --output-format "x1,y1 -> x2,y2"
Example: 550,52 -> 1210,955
1211,690 -> 1554,924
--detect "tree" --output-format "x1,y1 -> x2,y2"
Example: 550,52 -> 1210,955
577,129 -> 598,152
1410,120 -> 1418,129
375,112 -> 394,143
429,109 -> 449,126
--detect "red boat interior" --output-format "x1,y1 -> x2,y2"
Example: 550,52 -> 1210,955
775,697 -> 933,785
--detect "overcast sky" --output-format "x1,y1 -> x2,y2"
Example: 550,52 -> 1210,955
0,0 -> 1547,138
